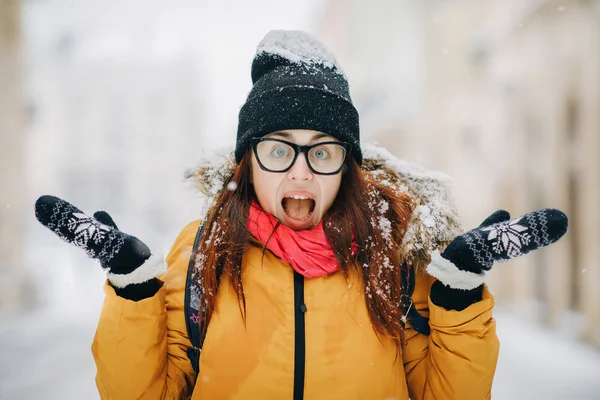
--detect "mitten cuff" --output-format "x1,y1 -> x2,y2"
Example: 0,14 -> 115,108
113,279 -> 162,301
426,249 -> 487,290
106,253 -> 167,288
430,280 -> 483,311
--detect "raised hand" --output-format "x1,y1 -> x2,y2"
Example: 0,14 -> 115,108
427,208 -> 568,290
35,195 -> 166,288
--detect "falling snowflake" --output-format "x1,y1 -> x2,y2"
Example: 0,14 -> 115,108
68,212 -> 110,247
482,218 -> 531,257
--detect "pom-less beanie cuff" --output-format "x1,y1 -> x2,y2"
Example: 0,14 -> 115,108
236,86 -> 361,164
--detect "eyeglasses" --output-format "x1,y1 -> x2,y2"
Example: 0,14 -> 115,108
251,137 -> 349,175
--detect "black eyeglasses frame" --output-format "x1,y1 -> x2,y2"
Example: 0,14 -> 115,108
250,137 -> 350,176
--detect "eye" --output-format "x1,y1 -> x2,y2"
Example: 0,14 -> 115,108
310,146 -> 330,160
270,144 -> 291,158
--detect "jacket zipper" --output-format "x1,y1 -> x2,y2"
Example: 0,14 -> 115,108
293,271 -> 307,400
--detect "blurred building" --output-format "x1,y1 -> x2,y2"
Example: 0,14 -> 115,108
316,0 -> 600,347
0,0 -> 32,309
314,0 -> 426,160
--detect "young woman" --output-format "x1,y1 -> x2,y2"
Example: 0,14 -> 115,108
35,30 -> 568,400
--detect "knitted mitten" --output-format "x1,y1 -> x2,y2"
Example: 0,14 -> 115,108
427,208 -> 568,309
35,195 -> 166,298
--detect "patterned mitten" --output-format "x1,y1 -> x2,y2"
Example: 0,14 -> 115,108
427,208 -> 568,291
35,195 -> 166,290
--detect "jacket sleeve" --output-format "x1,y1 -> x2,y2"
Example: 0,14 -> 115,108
402,267 -> 500,400
92,220 -> 201,400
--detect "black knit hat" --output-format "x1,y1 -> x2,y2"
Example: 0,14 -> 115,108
236,30 -> 361,165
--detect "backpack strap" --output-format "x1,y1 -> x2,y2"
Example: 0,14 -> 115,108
400,263 -> 431,336
184,223 -> 206,373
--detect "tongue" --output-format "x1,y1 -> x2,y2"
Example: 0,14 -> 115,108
283,198 -> 313,220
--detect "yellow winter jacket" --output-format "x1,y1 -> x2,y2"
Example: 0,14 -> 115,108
92,219 -> 499,400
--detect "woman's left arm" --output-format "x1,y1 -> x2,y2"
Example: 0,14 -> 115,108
403,207 -> 568,400
402,269 -> 499,400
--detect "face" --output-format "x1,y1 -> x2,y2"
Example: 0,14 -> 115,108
250,129 -> 344,230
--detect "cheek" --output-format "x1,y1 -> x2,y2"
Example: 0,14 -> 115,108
319,175 -> 342,211
252,170 -> 280,213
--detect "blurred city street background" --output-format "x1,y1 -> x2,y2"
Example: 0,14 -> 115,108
1,0 -> 599,398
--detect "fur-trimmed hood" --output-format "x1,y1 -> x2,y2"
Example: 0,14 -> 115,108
184,143 -> 463,270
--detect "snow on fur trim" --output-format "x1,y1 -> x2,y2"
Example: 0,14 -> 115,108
183,147 -> 237,220
361,144 -> 463,268
106,253 -> 167,288
426,249 -> 487,290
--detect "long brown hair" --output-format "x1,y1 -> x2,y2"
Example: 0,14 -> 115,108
194,151 -> 414,347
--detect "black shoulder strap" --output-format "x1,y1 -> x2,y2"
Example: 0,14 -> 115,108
184,223 -> 206,373
400,263 -> 431,336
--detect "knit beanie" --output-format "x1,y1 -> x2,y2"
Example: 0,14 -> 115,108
236,30 -> 362,165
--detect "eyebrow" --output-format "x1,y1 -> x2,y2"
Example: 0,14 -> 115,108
269,131 -> 333,141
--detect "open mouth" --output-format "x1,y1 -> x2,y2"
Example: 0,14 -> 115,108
281,195 -> 316,221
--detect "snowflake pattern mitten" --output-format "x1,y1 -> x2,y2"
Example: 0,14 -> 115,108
427,208 -> 568,290
35,195 -> 166,288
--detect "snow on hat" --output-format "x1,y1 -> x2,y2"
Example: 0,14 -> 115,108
235,30 -> 361,165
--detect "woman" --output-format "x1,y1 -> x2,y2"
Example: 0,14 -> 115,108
35,30 -> 568,399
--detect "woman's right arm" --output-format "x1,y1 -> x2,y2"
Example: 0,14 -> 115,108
91,220 -> 201,400
35,196 -> 202,399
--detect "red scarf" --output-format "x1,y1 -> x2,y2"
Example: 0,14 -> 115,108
247,201 -> 355,279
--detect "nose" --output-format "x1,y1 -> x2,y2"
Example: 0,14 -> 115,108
287,153 -> 313,181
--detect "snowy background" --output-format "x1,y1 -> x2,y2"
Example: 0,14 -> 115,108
1,0 -> 600,398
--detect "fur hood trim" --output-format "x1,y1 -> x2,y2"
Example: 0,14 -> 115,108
183,143 -> 463,270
